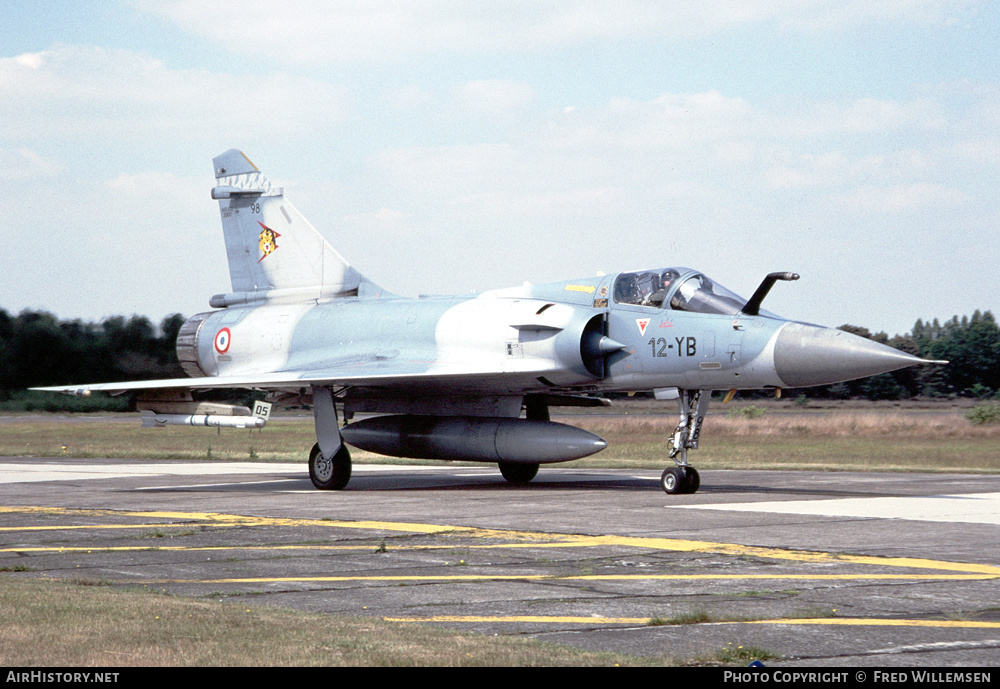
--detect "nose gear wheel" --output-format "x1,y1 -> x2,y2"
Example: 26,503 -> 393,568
661,466 -> 700,494
661,390 -> 709,495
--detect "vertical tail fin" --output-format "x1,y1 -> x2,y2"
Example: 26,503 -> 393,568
209,149 -> 365,307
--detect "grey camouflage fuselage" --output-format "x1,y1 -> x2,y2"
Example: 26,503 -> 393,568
35,149 -> 944,493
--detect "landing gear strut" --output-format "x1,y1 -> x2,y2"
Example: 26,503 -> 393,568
496,396 -> 547,485
662,389 -> 709,495
309,385 -> 352,490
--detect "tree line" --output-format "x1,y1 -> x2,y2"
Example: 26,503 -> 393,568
0,309 -> 186,410
821,311 -> 1000,400
1,306 -> 998,409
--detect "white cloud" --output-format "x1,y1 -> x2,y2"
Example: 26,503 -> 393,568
772,0 -> 974,32
769,97 -> 945,139
0,148 -> 64,180
342,207 -> 408,233
385,85 -> 433,111
836,182 -> 970,214
0,45 -> 347,144
540,91 -> 754,153
455,80 -> 534,117
2,5 -> 993,334
132,0 -> 974,64
368,86 -> 991,215
0,168 -> 224,322
349,81 -> 996,322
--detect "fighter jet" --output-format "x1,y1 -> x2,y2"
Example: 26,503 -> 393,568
34,150 -> 945,494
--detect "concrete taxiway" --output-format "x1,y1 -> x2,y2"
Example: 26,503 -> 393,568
2,457 -> 999,666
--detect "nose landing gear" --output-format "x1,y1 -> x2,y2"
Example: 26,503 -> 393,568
660,465 -> 700,494
661,389 -> 709,494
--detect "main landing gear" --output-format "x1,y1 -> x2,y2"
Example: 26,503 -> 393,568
661,389 -> 709,495
309,442 -> 352,490
498,461 -> 539,484
496,396 -> 546,485
308,385 -> 353,490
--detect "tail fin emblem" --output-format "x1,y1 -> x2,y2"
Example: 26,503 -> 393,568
257,222 -> 281,262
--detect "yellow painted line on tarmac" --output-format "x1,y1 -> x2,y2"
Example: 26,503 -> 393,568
0,545 -> 387,554
7,539 -> 1000,581
4,505 -> 999,576
0,506 -> 481,536
748,618 -> 1000,629
150,573 -> 998,585
388,615 -> 651,624
0,506 -> 242,522
0,523 -> 240,533
567,535 -> 1000,576
384,615 -> 1000,629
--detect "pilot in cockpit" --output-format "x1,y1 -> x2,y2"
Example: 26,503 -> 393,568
645,269 -> 680,308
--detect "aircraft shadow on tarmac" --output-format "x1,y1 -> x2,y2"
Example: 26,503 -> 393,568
138,471 -> 654,493
135,467 -> 928,498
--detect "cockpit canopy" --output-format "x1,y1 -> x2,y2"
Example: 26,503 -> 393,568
613,267 -> 749,316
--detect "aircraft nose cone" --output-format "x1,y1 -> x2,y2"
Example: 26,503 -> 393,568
773,322 -> 929,388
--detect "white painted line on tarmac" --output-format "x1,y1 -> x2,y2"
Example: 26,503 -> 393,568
673,492 -> 1000,526
0,461 -> 480,484
0,461 -> 301,483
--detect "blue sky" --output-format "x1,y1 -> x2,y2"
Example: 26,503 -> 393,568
2,1 -> 997,336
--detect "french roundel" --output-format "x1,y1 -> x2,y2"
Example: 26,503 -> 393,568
214,327 -> 231,354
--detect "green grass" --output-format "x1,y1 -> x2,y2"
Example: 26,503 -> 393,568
2,406 -> 999,474
572,410 -> 1000,473
0,577 -> 656,667
966,401 -> 1000,425
648,609 -> 721,625
708,642 -> 778,665
0,417 -> 314,462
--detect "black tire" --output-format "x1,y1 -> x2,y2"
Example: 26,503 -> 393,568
661,467 -> 683,494
498,461 -> 539,484
309,442 -> 352,490
682,467 -> 700,494
661,466 -> 700,495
